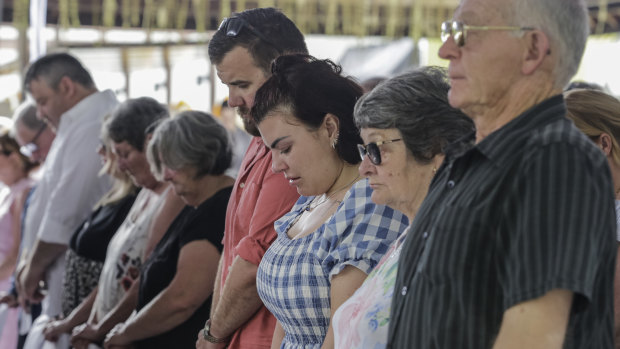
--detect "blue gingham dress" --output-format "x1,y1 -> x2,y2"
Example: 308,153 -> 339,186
256,179 -> 409,349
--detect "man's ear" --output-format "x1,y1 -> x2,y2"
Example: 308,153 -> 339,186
522,29 -> 551,76
57,76 -> 75,97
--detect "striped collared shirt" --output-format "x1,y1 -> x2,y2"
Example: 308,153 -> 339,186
388,95 -> 616,349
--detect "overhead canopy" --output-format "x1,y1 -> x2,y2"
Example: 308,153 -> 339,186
2,0 -> 620,38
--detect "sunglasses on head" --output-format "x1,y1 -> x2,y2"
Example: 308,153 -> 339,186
219,16 -> 283,54
357,139 -> 402,165
440,20 -> 534,47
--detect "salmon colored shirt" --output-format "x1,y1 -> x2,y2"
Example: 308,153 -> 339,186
221,137 -> 299,349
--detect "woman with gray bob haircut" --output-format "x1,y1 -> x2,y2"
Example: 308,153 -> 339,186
332,66 -> 474,348
103,110 -> 235,348
147,110 -> 232,181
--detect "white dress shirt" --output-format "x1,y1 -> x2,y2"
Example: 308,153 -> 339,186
23,89 -> 118,317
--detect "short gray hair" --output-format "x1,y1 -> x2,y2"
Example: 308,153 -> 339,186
24,53 -> 95,91
13,101 -> 45,131
147,110 -> 232,180
354,66 -> 474,164
506,0 -> 589,89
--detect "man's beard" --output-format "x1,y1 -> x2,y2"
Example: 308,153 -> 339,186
238,107 -> 260,137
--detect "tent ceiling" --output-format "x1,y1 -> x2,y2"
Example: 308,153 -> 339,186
2,0 -> 620,37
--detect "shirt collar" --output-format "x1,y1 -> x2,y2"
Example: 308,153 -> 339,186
473,94 -> 566,166
57,90 -> 115,132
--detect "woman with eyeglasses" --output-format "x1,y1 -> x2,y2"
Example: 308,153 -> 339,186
564,88 -> 620,345
332,66 -> 474,348
0,107 -> 38,349
251,54 -> 408,349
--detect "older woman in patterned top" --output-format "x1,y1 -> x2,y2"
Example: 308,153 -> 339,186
251,54 -> 409,349
332,67 -> 474,348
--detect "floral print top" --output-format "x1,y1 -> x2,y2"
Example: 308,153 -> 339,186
332,227 -> 409,349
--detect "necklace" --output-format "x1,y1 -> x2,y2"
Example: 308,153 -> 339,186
304,173 -> 360,212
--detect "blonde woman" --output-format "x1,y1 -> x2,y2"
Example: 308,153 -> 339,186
42,114 -> 139,343
564,88 -> 620,347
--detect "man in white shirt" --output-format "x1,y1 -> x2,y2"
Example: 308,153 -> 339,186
17,53 -> 117,319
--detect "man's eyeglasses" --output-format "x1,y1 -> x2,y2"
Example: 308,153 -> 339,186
440,21 -> 535,47
219,16 -> 283,54
20,123 -> 46,157
357,139 -> 402,166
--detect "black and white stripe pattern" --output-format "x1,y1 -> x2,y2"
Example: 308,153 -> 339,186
387,95 -> 617,349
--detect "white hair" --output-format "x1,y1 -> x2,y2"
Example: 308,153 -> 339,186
505,0 -> 589,89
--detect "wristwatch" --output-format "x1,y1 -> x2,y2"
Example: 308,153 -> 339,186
203,319 -> 230,343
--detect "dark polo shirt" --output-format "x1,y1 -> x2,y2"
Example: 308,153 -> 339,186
387,95 -> 616,348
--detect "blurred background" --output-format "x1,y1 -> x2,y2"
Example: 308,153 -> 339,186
0,0 -> 619,117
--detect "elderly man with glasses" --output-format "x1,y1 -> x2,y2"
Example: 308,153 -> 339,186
196,8 -> 307,349
14,104 -> 55,164
388,0 -> 616,348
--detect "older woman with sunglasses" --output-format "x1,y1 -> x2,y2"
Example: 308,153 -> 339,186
251,54 -> 408,349
332,66 -> 474,348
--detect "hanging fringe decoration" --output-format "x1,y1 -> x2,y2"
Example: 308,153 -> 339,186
176,0 -> 190,29
155,0 -> 175,28
369,0 -> 381,35
142,0 -> 155,29
237,0 -> 247,13
386,0 -> 401,37
131,0 -> 140,26
409,0 -> 422,40
122,0 -> 131,27
279,0 -> 296,29
13,0 -> 29,29
307,0 -> 319,34
325,0 -> 338,35
103,0 -> 117,27
69,0 -> 81,26
351,0 -> 367,37
341,0 -> 354,35
192,0 -> 207,32
596,0 -> 609,34
91,0 -> 101,26
59,0 -> 69,28
219,0 -> 231,23
293,0 -> 306,33
258,0 -> 275,10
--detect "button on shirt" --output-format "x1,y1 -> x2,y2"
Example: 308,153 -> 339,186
388,95 -> 617,348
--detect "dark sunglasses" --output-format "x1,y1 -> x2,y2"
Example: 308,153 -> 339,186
219,16 -> 283,54
357,139 -> 402,165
